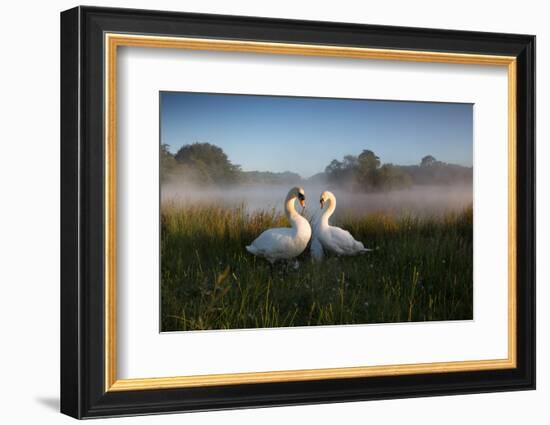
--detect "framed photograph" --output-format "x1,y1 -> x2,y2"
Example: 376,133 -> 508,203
60,6 -> 535,419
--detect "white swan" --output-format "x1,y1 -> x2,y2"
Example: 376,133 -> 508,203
246,187 -> 312,264
311,191 -> 371,261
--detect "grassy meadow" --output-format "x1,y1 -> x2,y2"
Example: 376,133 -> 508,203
160,200 -> 473,332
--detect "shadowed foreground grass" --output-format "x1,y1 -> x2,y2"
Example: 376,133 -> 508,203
161,202 -> 473,331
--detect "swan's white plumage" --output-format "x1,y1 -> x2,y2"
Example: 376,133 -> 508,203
311,191 -> 371,260
246,187 -> 311,263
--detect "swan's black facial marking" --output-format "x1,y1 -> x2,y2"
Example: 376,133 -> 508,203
320,197 -> 325,208
298,193 -> 305,202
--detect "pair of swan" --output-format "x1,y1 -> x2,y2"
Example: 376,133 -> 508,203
246,187 -> 370,263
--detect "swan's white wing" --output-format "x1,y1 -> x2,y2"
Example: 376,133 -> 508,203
324,226 -> 371,256
247,227 -> 300,261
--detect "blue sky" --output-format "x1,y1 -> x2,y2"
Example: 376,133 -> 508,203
160,92 -> 473,178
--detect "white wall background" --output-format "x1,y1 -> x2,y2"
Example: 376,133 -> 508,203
0,0 -> 545,423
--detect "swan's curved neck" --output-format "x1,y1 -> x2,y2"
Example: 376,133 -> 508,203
285,196 -> 300,224
320,197 -> 336,225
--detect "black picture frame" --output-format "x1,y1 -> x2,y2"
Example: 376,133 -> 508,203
61,5 -> 535,419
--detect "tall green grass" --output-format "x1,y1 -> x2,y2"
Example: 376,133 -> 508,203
161,202 -> 473,331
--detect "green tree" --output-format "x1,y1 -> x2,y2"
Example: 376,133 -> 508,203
325,159 -> 343,174
374,164 -> 412,190
174,142 -> 241,184
325,157 -> 358,185
325,159 -> 344,183
160,144 -> 177,182
358,150 -> 380,170
421,155 -> 437,167
356,150 -> 381,188
342,155 -> 359,169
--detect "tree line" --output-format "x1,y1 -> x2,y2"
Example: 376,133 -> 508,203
161,142 -> 472,191
323,150 -> 472,190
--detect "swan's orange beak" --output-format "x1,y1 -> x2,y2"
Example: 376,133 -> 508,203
299,199 -> 305,208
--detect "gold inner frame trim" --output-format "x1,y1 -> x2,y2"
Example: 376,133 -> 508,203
104,33 -> 517,392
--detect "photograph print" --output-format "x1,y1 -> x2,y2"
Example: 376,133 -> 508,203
160,92 -> 473,332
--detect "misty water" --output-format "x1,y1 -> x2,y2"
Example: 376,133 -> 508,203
161,183 -> 473,220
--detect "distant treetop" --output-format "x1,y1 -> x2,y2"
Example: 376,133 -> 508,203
421,155 -> 437,167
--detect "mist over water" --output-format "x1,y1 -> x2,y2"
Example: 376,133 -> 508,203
161,182 -> 473,219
